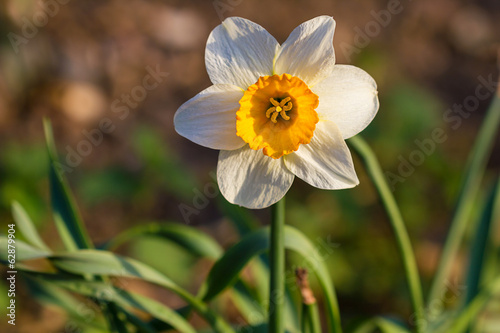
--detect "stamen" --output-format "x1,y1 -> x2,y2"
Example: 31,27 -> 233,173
266,97 -> 293,123
280,97 -> 291,106
266,106 -> 276,118
280,110 -> 290,120
270,98 -> 281,107
271,112 -> 279,123
283,103 -> 293,112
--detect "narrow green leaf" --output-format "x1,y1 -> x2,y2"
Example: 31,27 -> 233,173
284,227 -> 342,333
50,249 -> 234,333
0,236 -> 51,262
446,276 -> 500,333
29,273 -> 191,333
231,280 -> 267,325
43,118 -> 93,251
11,201 -> 51,251
428,94 -> 500,306
102,222 -> 222,259
464,178 -> 500,307
34,275 -> 197,333
122,309 -> 157,333
24,276 -> 107,331
348,135 -> 424,333
301,302 -> 321,333
200,226 -> 342,333
201,228 -> 269,301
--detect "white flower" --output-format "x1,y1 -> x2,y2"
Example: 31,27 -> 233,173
174,16 -> 379,209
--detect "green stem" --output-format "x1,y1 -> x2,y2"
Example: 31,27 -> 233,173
348,136 -> 425,333
302,302 -> 322,333
269,197 -> 286,333
428,95 -> 500,306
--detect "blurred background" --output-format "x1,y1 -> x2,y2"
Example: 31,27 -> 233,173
0,0 -> 499,332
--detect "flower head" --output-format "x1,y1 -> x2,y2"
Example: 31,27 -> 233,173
174,16 -> 379,209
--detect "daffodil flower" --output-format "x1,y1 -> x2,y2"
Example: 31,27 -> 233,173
174,16 -> 379,209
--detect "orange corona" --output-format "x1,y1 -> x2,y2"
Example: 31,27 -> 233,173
236,74 -> 320,159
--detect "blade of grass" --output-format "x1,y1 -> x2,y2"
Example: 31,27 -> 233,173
50,249 -> 234,333
217,197 -> 300,331
301,302 -> 321,333
428,93 -> 500,306
348,135 -> 424,333
31,274 -> 196,333
199,226 -> 342,333
0,236 -> 51,261
464,178 -> 500,307
43,118 -> 128,331
43,118 -> 93,251
25,275 -> 107,331
11,201 -> 51,251
446,275 -> 500,333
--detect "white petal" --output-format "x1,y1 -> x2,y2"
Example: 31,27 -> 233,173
217,146 -> 294,209
284,121 -> 358,190
205,17 -> 279,89
174,84 -> 245,150
274,16 -> 336,87
313,65 -> 379,139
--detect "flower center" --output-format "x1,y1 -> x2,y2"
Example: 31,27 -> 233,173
266,97 -> 292,123
236,74 -> 319,159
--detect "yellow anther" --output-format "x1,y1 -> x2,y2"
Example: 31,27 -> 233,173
266,97 -> 293,123
281,97 -> 291,105
270,98 -> 281,107
271,112 -> 279,123
266,106 -> 276,118
280,110 -> 290,120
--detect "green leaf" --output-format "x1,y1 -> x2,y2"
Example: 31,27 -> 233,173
301,302 -> 321,333
284,227 -> 341,333
33,275 -> 197,333
11,201 -> 51,251
25,276 -> 107,331
43,118 -> 93,251
0,236 -> 51,262
446,276 -> 500,333
50,249 -> 234,333
201,228 -> 269,301
200,226 -> 342,333
102,222 -> 222,259
464,178 -> 500,307
230,280 -> 267,325
428,95 -> 500,306
348,135 -> 425,332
